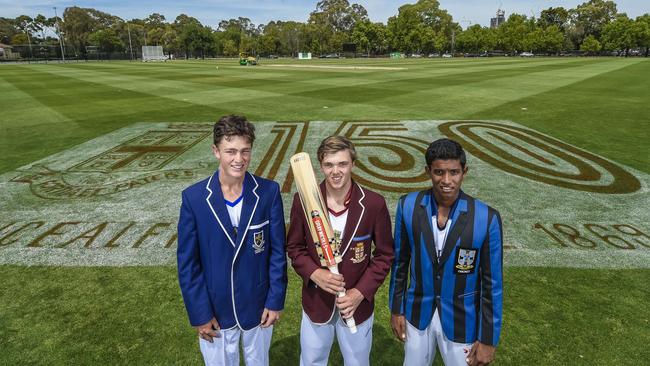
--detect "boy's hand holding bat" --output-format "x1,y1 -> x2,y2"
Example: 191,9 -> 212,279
290,152 -> 358,333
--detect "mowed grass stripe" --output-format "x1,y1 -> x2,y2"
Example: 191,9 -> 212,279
0,66 -> 226,173
0,58 -> 646,174
46,58 -> 593,97
37,63 -> 295,105
193,58 -> 620,117
0,73 -> 73,127
54,61 -> 376,96
289,58 -> 631,104
225,59 -> 636,121
40,58 -> 602,107
468,59 -> 650,172
381,58 -> 641,118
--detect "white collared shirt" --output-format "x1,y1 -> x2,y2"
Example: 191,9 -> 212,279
329,210 -> 348,239
226,195 -> 243,230
433,216 -> 452,260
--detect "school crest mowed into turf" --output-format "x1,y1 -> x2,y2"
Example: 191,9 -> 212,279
1,120 -> 648,267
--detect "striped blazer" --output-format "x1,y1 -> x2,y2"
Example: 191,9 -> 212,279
389,190 -> 503,346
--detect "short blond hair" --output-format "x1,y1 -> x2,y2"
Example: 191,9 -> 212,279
317,135 -> 357,163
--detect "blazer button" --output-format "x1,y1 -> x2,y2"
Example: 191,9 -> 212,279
435,295 -> 440,300
436,275 -> 441,280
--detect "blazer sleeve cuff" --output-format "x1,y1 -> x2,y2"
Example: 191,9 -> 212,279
299,262 -> 321,286
189,308 -> 214,327
354,281 -> 376,302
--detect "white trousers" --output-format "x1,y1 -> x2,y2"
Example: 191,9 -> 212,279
404,310 -> 472,366
300,310 -> 374,366
199,325 -> 273,366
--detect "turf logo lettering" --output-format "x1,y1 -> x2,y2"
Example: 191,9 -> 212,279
336,121 -> 431,192
1,121 -> 647,267
254,121 -> 310,193
439,121 -> 641,194
11,127 -> 211,199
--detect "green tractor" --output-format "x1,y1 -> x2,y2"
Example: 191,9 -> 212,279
239,53 -> 258,66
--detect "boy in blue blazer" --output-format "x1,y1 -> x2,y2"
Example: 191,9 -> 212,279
177,115 -> 287,366
389,138 -> 503,366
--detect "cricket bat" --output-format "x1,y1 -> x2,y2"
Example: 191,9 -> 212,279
290,152 -> 357,334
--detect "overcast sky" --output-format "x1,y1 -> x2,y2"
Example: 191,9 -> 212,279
2,0 -> 647,28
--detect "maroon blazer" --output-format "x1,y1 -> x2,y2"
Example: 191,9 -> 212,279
287,181 -> 394,324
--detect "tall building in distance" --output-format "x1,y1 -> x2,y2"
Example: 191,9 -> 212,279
491,8 -> 506,28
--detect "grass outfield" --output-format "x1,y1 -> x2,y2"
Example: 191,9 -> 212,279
1,58 -> 649,365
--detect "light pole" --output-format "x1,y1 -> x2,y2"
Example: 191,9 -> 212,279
24,24 -> 33,60
127,23 -> 134,61
53,7 -> 65,62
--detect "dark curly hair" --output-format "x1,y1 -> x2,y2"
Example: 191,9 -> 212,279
425,138 -> 466,168
213,115 -> 256,146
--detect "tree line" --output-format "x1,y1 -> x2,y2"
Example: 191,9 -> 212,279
1,0 -> 648,59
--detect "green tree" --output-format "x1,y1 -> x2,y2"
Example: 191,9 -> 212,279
279,21 -> 303,56
62,7 -> 121,57
144,13 -> 167,47
10,33 -> 28,45
178,22 -> 213,58
145,13 -> 166,28
32,14 -> 48,42
312,0 -> 368,33
307,0 -> 369,53
570,0 -> 617,44
0,17 -> 18,44
580,34 -> 602,54
307,11 -> 332,54
217,17 -> 259,55
258,21 -> 281,55
457,24 -> 495,54
525,24 -> 565,54
162,26 -> 179,55
147,27 -> 165,46
539,7 -> 570,32
126,22 -> 146,55
352,20 -> 388,55
15,15 -> 36,57
174,14 -> 203,58
541,25 -> 565,54
635,14 -> 650,57
601,15 -> 636,56
88,28 -> 124,52
258,33 -> 276,56
222,39 -> 238,56
497,14 -> 533,53
387,0 -> 456,54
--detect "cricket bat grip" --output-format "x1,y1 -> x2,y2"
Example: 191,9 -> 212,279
328,265 -> 358,334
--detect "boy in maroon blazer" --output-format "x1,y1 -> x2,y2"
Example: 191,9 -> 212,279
286,136 -> 394,366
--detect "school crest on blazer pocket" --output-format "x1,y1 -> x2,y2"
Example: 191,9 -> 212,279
253,231 -> 265,254
454,248 -> 477,274
350,242 -> 367,263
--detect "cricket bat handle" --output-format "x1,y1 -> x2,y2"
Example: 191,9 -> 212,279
328,265 -> 358,334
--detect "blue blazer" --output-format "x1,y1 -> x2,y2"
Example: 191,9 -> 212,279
389,190 -> 503,346
177,171 -> 287,330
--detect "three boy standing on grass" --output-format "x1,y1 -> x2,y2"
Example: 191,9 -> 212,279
177,116 -> 503,366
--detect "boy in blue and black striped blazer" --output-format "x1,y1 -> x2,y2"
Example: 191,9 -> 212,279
389,138 -> 503,366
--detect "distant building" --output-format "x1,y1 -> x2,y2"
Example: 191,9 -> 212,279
0,43 -> 18,60
491,9 -> 506,29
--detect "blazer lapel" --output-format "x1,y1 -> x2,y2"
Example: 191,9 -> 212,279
339,182 -> 365,257
233,172 -> 260,258
438,192 -> 469,266
205,172 -> 236,247
417,191 -> 438,264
